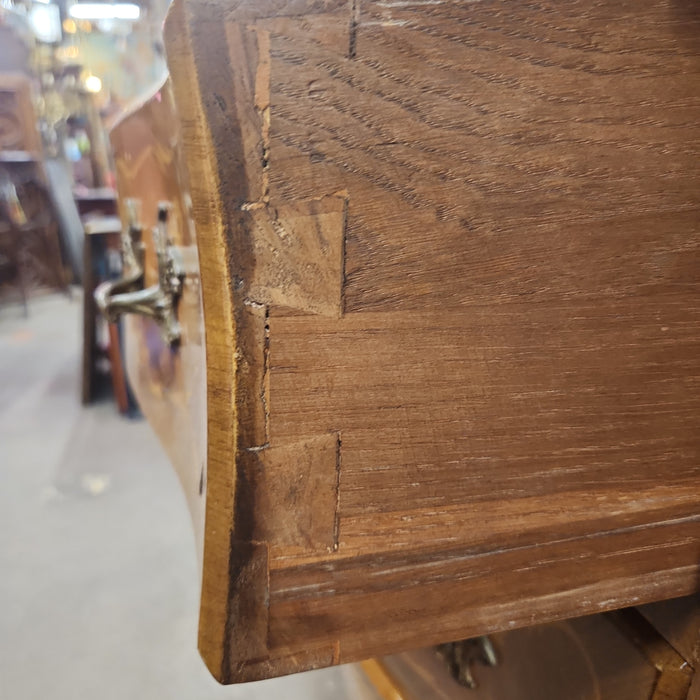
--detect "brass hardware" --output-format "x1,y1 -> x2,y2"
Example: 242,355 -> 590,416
436,636 -> 498,689
94,200 -> 184,345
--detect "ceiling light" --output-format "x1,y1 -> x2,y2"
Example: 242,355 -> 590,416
84,74 -> 102,93
69,3 -> 140,20
28,4 -> 62,43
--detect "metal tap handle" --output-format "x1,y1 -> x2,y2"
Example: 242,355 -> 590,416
93,200 -> 183,345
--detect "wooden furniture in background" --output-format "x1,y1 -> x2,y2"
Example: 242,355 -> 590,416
0,167 -> 30,313
0,73 -> 41,155
0,73 -> 69,301
0,159 -> 69,308
81,216 -> 130,412
72,187 -> 117,220
77,188 -> 125,410
160,0 -> 700,683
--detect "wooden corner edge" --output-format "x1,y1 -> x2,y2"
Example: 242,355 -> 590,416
163,0 -> 238,683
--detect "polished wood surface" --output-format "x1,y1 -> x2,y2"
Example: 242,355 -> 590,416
109,80 -> 207,553
164,0 -> 700,683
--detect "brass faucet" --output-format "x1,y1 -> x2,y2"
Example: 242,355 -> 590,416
94,199 -> 184,345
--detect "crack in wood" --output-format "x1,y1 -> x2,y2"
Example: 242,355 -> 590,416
348,0 -> 359,58
333,432 -> 342,552
253,26 -> 272,201
261,306 -> 271,445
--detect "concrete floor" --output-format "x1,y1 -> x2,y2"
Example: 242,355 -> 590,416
0,294 -> 368,699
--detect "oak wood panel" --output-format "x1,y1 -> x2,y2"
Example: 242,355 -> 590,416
164,0 -> 700,683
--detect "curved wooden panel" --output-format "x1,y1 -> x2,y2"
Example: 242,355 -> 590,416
110,79 -> 207,557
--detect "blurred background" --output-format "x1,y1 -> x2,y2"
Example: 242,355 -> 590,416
0,1 -> 368,697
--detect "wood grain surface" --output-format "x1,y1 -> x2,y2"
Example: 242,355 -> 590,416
163,0 -> 700,683
110,81 -> 207,555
